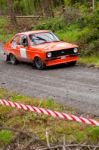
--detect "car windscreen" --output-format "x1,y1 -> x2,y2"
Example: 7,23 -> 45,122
29,32 -> 60,45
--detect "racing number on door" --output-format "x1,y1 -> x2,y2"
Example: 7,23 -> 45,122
20,48 -> 27,59
19,35 -> 28,59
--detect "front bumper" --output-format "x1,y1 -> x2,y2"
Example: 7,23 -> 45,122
45,55 -> 78,66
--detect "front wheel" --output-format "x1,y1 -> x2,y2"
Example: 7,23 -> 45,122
10,54 -> 18,65
5,55 -> 10,62
34,57 -> 45,70
67,61 -> 77,66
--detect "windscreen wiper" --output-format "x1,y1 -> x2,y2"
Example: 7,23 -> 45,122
33,35 -> 47,41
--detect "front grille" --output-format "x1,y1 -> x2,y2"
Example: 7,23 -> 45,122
47,48 -> 75,59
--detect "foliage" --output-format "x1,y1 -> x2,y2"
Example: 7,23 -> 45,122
55,24 -> 80,42
78,9 -> 99,55
0,17 -> 16,43
0,130 -> 13,146
33,17 -> 65,32
79,55 -> 99,67
0,0 -> 98,16
86,127 -> 99,143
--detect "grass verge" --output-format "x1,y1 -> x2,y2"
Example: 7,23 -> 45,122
79,55 -> 99,67
0,88 -> 99,148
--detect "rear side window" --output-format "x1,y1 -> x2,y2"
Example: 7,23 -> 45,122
11,35 -> 20,48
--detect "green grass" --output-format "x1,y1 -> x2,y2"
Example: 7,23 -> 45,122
0,130 -> 13,147
0,88 -> 99,148
79,55 -> 99,67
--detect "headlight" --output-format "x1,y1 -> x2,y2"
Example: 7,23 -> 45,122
74,48 -> 78,53
47,52 -> 52,58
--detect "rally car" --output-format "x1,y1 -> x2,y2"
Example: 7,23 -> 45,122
4,30 -> 79,69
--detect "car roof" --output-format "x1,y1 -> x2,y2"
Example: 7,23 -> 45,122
16,30 -> 50,36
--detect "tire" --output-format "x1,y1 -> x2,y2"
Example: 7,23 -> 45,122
68,61 -> 77,66
34,57 -> 45,70
10,54 -> 18,65
5,55 -> 10,62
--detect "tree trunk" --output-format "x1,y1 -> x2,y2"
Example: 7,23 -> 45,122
61,0 -> 67,23
7,0 -> 17,25
92,0 -> 95,10
43,0 -> 54,18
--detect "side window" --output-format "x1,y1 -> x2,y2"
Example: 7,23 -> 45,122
20,35 -> 28,47
11,35 -> 20,48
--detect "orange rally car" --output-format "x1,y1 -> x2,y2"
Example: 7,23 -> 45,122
4,30 -> 79,69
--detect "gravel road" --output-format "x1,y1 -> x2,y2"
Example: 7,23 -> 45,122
0,43 -> 99,116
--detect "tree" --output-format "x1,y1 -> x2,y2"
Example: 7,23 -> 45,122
7,0 -> 17,25
61,0 -> 67,23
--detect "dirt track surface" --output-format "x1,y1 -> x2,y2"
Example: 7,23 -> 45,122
0,43 -> 99,116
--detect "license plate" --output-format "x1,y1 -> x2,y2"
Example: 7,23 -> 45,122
61,56 -> 66,59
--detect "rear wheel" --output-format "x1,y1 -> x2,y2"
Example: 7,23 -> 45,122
34,57 -> 45,70
10,54 -> 18,65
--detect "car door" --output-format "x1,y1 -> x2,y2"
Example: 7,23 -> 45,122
18,35 -> 30,62
19,35 -> 37,62
10,35 -> 21,60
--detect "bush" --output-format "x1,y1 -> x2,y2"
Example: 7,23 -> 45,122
78,9 -> 99,56
0,130 -> 13,146
86,127 -> 99,143
33,17 -> 65,32
79,29 -> 99,56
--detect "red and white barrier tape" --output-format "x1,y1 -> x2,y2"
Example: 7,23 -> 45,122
0,99 -> 99,126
